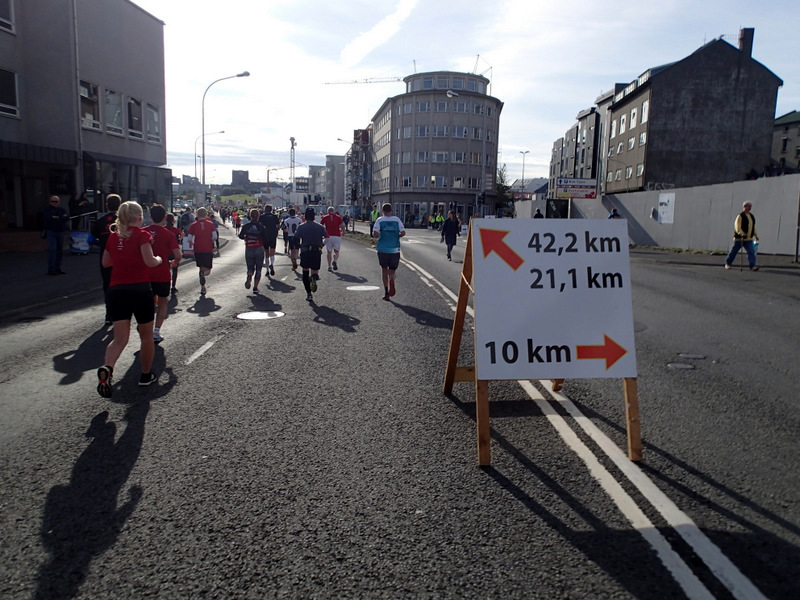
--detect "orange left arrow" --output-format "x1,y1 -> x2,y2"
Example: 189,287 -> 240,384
479,228 -> 524,270
576,335 -> 627,369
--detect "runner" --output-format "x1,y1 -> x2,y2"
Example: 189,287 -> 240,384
164,212 -> 183,295
294,208 -> 328,302
187,207 -> 217,295
239,207 -> 267,293
371,203 -> 406,301
282,208 -> 303,271
258,204 -> 281,277
320,206 -> 345,272
145,204 -> 181,343
96,201 -> 163,397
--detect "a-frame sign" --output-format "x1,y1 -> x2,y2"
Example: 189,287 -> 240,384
444,219 -> 642,466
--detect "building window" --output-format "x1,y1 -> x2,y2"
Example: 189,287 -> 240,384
403,126 -> 412,139
639,132 -> 647,146
470,152 -> 482,164
466,79 -> 478,92
625,166 -> 633,179
610,119 -> 617,139
636,163 -> 644,176
127,97 -> 143,139
432,152 -> 448,163
79,81 -> 101,130
630,107 -> 637,128
627,137 -> 635,150
403,103 -> 413,114
452,176 -> 464,189
415,151 -> 428,163
452,77 -> 464,90
606,172 -> 613,183
617,142 -> 624,154
416,125 -> 429,137
473,103 -> 484,115
470,127 -> 483,140
432,125 -> 448,137
453,101 -> 468,113
0,0 -> 14,32
614,169 -> 622,181
641,99 -> 649,123
795,146 -> 800,158
423,77 -> 434,89
468,177 -> 481,190
431,175 -> 447,188
435,101 -> 448,112
451,151 -> 466,163
619,114 -> 627,134
452,126 -> 467,138
105,89 -> 123,134
402,176 -> 412,187
417,101 -> 430,112
146,103 -> 161,143
416,175 -> 427,187
0,68 -> 19,117
402,151 -> 411,164
436,76 -> 449,89
781,138 -> 789,153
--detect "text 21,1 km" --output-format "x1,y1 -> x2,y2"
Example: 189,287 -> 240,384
531,267 -> 624,290
528,232 -> 622,254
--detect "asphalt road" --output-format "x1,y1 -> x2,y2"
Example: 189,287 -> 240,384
0,221 -> 798,599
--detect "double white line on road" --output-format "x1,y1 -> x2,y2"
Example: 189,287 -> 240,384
402,256 -> 766,600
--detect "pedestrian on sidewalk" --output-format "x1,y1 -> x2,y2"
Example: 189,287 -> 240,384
321,206 -> 345,272
43,195 -> 69,276
187,207 -> 217,295
725,201 -> 760,271
258,204 -> 281,277
91,194 -> 122,321
295,208 -> 328,302
440,209 -> 461,261
372,203 -> 405,301
239,207 -> 267,293
96,201 -> 163,398
145,204 -> 181,344
369,203 -> 380,237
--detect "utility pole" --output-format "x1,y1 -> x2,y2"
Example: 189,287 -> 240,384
289,137 -> 296,204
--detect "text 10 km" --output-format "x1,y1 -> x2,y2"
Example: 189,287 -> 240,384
528,232 -> 622,254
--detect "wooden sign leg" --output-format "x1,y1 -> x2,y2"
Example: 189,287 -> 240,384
624,377 -> 642,461
476,379 -> 491,466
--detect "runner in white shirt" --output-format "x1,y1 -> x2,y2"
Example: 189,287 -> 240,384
282,208 -> 303,271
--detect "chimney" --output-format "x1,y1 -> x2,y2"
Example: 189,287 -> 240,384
738,28 -> 754,58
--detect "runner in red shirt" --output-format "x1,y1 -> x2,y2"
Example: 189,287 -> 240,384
146,205 -> 181,344
165,212 -> 183,294
320,206 -> 345,272
187,207 -> 217,295
97,200 -> 163,397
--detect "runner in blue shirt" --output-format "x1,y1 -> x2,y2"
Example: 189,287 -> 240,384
371,203 -> 406,301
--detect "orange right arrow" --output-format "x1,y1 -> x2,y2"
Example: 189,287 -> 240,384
576,335 -> 627,369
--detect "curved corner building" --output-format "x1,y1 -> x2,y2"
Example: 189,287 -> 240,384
368,71 -> 503,224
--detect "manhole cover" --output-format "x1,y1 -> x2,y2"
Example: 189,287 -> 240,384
346,285 -> 381,291
678,353 -> 706,360
236,311 -> 285,320
667,362 -> 696,370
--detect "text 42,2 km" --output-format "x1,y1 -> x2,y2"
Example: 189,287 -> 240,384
528,232 -> 622,254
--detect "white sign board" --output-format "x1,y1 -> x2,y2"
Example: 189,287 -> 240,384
557,177 -> 597,188
471,219 -> 637,380
658,193 -> 675,224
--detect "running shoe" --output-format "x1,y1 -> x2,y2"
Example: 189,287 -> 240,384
245,275 -> 251,289
332,260 -> 338,271
310,277 -> 317,292
200,286 -> 206,296
306,293 -> 313,302
269,265 -> 275,276
383,294 -> 391,301
253,287 -> 259,294
171,287 -> 178,295
328,266 -> 333,272
153,333 -> 164,344
138,372 -> 157,387
389,279 -> 396,297
97,366 -> 113,398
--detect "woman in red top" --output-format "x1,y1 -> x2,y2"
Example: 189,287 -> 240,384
96,201 -> 163,398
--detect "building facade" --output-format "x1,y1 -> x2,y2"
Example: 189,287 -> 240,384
368,71 -> 503,223
772,111 -> 800,172
0,0 -> 170,230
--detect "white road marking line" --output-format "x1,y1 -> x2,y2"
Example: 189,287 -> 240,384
546,386 -> 768,600
186,339 -> 216,365
407,258 -> 766,600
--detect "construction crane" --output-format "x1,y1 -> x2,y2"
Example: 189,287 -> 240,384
324,77 -> 402,85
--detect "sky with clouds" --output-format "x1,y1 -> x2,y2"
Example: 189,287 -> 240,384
130,0 -> 799,185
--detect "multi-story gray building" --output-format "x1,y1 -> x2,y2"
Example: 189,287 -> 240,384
368,71 -> 503,223
772,111 -> 800,172
550,28 -> 782,198
0,0 -> 170,230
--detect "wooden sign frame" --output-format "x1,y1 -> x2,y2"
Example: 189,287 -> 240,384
443,226 -> 642,466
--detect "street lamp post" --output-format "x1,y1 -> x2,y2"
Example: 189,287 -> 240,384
195,130 -> 224,180
201,71 -> 249,187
